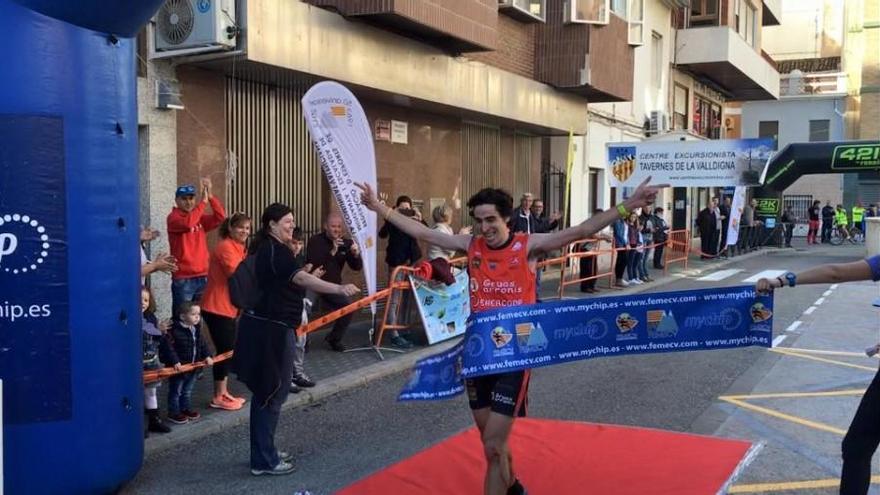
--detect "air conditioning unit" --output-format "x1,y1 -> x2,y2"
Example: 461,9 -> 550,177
649,110 -> 668,134
155,0 -> 236,52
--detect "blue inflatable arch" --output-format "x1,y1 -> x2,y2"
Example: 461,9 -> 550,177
0,1 -> 164,493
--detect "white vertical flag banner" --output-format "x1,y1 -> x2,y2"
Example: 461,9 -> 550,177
302,82 -> 378,307
727,186 -> 747,246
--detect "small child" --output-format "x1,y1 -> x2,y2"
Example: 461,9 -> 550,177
142,286 -> 172,436
289,227 -> 322,394
160,301 -> 214,424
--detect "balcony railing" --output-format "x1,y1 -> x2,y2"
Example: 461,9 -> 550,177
780,72 -> 848,97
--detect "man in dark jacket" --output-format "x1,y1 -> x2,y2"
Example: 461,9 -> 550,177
821,201 -> 835,243
719,196 -> 731,257
306,212 -> 363,352
530,199 -> 560,233
697,199 -> 718,259
509,192 -> 535,233
652,207 -> 669,269
378,195 -> 425,348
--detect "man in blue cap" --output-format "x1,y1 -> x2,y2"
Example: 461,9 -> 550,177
167,178 -> 226,312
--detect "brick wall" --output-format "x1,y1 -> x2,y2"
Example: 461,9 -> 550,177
470,15 -> 535,79
309,0 -> 498,51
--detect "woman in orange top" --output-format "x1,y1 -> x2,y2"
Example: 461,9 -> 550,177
202,212 -> 251,411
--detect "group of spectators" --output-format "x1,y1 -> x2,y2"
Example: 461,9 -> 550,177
138,180 -> 367,446
611,207 -> 669,288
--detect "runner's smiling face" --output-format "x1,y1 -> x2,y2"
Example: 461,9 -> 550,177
472,204 -> 510,248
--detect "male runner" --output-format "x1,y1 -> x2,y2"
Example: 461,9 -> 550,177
358,178 -> 665,495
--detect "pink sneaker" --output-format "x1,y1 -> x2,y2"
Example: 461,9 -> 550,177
210,396 -> 243,411
224,393 -> 246,406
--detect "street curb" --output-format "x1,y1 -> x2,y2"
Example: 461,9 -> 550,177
144,340 -> 458,456
145,248 -> 787,455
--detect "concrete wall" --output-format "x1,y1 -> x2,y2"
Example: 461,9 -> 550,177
762,0 -> 844,60
562,0 -> 675,226
137,60 -> 178,318
741,96 -> 846,203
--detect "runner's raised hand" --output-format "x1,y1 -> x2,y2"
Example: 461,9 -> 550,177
624,177 -> 669,210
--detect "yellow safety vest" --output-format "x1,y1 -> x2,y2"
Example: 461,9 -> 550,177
852,206 -> 865,222
835,209 -> 848,225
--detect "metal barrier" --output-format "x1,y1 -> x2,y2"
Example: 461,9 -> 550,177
664,229 -> 690,273
555,238 -> 615,298
373,257 -> 467,354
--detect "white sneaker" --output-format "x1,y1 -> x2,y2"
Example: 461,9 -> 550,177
632,279 -> 644,285
251,460 -> 296,476
619,279 -> 630,287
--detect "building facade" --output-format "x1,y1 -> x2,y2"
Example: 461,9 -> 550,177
740,0 -> 880,214
138,0 -> 641,290
556,0 -> 781,242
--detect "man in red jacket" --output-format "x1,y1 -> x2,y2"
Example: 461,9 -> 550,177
167,178 -> 226,313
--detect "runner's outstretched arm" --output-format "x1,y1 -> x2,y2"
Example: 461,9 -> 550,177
529,177 -> 668,255
756,258 -> 876,293
356,182 -> 470,253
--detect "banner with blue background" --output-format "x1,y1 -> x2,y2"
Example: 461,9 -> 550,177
399,285 -> 773,401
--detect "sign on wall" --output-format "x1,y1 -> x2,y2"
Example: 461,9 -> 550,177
607,138 -> 775,187
374,119 -> 391,142
391,120 -> 408,144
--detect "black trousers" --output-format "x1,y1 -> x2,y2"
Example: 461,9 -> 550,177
784,224 -> 794,246
317,292 -> 354,344
720,222 -> 729,253
700,229 -> 716,257
579,253 -> 596,291
840,365 -> 880,494
653,243 -> 665,268
203,310 -> 237,382
614,250 -> 628,280
822,219 -> 833,242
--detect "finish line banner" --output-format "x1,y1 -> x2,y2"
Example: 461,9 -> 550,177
607,138 -> 774,187
399,286 -> 773,401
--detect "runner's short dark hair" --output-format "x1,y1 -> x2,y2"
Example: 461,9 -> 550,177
467,188 -> 513,219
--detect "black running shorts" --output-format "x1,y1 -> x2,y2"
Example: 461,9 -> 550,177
466,370 -> 530,417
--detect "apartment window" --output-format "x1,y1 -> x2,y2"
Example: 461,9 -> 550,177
809,120 -> 830,142
628,0 -> 644,45
673,84 -> 688,130
498,0 -> 546,22
758,121 -> 779,150
568,0 -> 609,24
611,0 -> 627,18
693,95 -> 721,139
744,2 -> 757,47
734,0 -> 741,32
690,0 -> 719,26
136,28 -> 147,78
651,32 -> 663,90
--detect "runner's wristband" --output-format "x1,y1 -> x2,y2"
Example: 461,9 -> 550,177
617,204 -> 630,219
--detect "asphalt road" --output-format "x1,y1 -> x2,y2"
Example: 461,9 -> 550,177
122,246 -> 870,495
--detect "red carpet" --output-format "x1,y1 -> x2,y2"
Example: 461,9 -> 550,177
338,418 -> 752,494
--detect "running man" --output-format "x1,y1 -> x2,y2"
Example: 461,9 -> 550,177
358,178 -> 665,495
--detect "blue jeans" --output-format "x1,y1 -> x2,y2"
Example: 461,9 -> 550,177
626,249 -> 641,281
171,276 -> 207,314
167,371 -> 197,414
250,382 -> 290,470
639,247 -> 651,278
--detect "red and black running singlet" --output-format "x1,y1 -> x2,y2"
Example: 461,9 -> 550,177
467,233 -> 536,313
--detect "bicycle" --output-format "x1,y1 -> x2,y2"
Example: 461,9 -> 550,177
829,225 -> 855,245
850,225 -> 865,243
